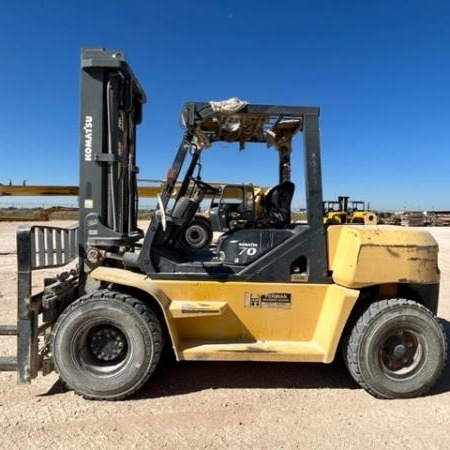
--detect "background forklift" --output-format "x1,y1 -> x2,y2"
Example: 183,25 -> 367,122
184,183 -> 265,250
324,195 -> 377,225
323,196 -> 349,224
0,48 -> 446,400
347,199 -> 378,224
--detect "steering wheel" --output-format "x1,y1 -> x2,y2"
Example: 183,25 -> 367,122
190,177 -> 221,195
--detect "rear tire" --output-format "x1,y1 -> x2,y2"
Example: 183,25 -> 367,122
51,289 -> 163,400
343,298 -> 447,399
184,217 -> 213,249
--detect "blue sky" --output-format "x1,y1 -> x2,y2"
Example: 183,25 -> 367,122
0,0 -> 449,210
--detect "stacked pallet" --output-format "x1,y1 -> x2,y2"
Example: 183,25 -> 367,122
400,211 -> 425,227
379,213 -> 401,225
0,206 -> 78,222
431,214 -> 450,227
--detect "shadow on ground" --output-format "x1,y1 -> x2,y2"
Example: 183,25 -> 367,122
44,318 -> 450,400
43,356 -> 356,399
137,357 -> 356,400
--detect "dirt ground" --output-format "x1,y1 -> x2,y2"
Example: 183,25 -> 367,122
0,221 -> 449,449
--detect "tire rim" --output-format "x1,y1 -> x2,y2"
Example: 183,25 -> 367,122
378,328 -> 425,379
71,321 -> 131,377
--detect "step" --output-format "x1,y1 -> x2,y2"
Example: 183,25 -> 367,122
178,340 -> 326,363
0,356 -> 17,371
169,301 -> 228,318
0,325 -> 17,336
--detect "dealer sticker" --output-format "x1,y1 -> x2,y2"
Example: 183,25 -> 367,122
245,292 -> 291,309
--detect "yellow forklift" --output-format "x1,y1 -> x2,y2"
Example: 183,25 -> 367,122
324,196 -> 377,225
323,196 -> 349,224
184,183 -> 266,249
348,199 -> 378,225
0,48 -> 446,400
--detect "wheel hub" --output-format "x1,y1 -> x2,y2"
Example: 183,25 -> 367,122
392,344 -> 406,358
185,224 -> 208,248
89,327 -> 126,361
190,230 -> 200,240
380,329 -> 422,375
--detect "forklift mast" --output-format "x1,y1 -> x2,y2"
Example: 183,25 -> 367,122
78,48 -> 146,276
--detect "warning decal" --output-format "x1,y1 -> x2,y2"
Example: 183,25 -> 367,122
245,292 -> 291,309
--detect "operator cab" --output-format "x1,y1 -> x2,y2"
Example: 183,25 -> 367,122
135,100 -> 327,282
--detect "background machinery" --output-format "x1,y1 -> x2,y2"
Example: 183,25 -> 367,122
184,183 -> 266,249
324,195 -> 378,225
0,48 -> 446,401
347,199 -> 377,224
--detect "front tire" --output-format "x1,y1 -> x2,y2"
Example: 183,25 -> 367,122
51,289 -> 163,400
344,298 -> 447,399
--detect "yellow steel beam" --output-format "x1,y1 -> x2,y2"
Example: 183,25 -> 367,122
0,184 -> 167,197
0,183 -> 266,198
0,185 -> 79,196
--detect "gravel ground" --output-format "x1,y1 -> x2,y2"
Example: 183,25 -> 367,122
0,221 -> 449,449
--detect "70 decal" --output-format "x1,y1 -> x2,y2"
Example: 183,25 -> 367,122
239,247 -> 258,256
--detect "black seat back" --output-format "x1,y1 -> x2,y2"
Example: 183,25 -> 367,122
256,181 -> 295,228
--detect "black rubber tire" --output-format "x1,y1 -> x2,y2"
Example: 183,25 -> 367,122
343,298 -> 447,399
51,289 -> 163,400
184,217 -> 213,249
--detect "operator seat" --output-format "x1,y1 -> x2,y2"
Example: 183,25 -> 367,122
255,181 -> 295,228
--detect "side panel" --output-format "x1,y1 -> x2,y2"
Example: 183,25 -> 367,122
91,267 -> 359,363
327,225 -> 440,288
